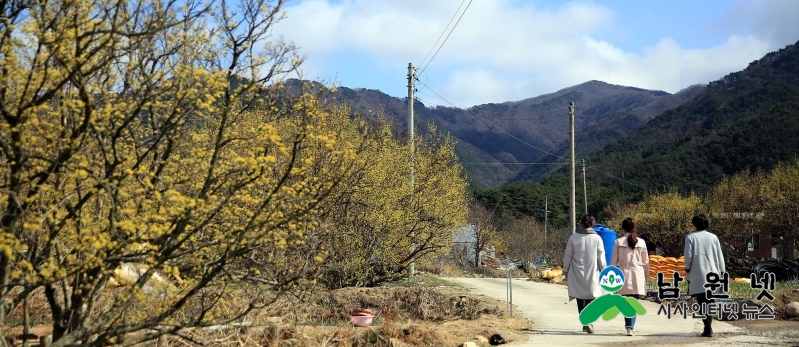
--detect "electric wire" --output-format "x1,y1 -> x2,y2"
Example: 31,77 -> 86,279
417,71 -> 570,116
416,72 -> 468,109
418,0 -> 468,69
416,74 -> 651,192
415,78 -> 570,162
587,167 -> 648,191
416,90 -> 451,106
419,89 -> 648,193
418,0 -> 474,77
460,163 -> 568,165
413,97 -> 446,109
414,97 -> 566,168
419,81 -> 651,192
415,92 -> 568,119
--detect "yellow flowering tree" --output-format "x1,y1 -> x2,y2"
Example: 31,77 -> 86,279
761,159 -> 799,258
603,202 -> 638,235
321,120 -> 469,288
620,192 -> 704,256
0,0 -> 366,345
707,172 -> 766,260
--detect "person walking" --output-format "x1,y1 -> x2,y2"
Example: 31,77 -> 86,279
563,214 -> 606,334
684,214 -> 726,337
611,218 -> 649,336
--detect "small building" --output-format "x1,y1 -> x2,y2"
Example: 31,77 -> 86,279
711,212 -> 796,260
453,224 -> 495,267
744,229 -> 796,260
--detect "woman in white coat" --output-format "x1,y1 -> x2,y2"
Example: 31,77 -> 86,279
611,218 -> 649,336
684,214 -> 725,337
563,214 -> 606,334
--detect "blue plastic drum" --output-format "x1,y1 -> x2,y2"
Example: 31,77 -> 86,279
594,223 -> 617,266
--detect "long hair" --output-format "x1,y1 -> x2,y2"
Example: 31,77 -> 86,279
622,217 -> 638,247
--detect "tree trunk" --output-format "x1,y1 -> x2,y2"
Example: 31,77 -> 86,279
0,253 -> 9,343
474,226 -> 481,267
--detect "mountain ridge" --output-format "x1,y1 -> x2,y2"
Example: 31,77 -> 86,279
575,39 -> 799,195
315,79 -> 702,188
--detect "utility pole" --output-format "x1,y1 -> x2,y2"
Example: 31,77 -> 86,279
542,195 -> 550,250
582,159 -> 588,215
622,171 -> 625,198
407,63 -> 416,276
569,102 -> 576,234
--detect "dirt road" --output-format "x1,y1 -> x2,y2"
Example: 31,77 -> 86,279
443,277 -> 797,346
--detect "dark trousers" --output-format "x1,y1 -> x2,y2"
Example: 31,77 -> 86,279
577,298 -> 594,321
692,292 -> 714,331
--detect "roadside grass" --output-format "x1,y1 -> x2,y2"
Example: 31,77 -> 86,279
421,262 -> 467,277
391,274 -> 463,288
783,331 -> 799,339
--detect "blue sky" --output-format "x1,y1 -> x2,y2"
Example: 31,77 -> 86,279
273,0 -> 799,107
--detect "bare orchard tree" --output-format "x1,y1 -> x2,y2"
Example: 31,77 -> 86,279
468,202 -> 504,267
500,215 -> 543,267
543,225 -> 572,267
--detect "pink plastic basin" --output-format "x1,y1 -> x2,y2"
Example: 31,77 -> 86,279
349,315 -> 374,327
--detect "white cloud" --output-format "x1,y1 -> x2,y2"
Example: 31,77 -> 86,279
562,35 -> 771,93
274,0 -> 795,107
438,69 -> 514,107
722,0 -> 799,48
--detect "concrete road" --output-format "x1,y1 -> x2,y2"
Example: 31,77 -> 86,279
443,277 -> 790,347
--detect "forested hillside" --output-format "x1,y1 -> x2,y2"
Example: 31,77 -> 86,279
474,40 -> 799,227
303,79 -> 701,188
586,40 -> 799,197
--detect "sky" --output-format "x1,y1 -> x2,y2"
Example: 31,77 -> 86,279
272,0 -> 799,107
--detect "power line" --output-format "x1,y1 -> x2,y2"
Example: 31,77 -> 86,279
419,75 -> 643,193
415,78 -> 570,162
418,0 -> 473,77
416,82 -> 569,162
417,73 -> 467,108
462,163 -> 564,165
419,93 -> 636,193
418,0 -> 468,69
414,99 -> 569,119
414,97 -> 446,109
587,166 -> 648,190
416,70 -> 569,116
416,74 -> 570,116
416,90 -> 451,105
477,114 -> 569,120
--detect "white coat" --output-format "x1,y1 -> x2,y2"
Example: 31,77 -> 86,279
563,226 -> 606,300
684,230 -> 726,295
611,233 -> 649,296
